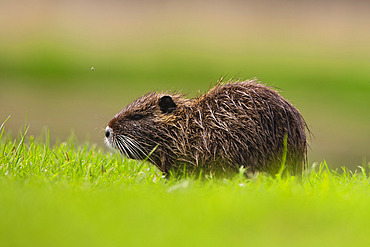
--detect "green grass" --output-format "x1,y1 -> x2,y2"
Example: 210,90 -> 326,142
1,122 -> 370,247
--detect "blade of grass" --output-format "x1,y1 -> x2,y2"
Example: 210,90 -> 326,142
276,133 -> 288,179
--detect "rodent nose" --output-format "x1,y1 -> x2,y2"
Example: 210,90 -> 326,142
105,126 -> 112,138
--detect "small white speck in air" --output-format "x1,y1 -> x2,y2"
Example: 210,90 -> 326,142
91,67 -> 95,71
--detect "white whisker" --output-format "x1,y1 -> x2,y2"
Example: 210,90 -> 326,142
123,135 -> 156,163
117,135 -> 140,160
115,137 -> 129,157
122,136 -> 145,159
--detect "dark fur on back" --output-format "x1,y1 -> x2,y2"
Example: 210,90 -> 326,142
106,80 -> 308,176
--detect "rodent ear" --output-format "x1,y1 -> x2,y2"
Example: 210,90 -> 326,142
158,96 -> 177,113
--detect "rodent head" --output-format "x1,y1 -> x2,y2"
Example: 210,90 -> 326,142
105,92 -> 186,160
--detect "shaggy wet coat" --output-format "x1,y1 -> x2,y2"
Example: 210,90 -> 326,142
106,80 -> 308,176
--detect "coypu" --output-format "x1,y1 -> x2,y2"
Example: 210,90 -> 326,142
105,79 -> 308,176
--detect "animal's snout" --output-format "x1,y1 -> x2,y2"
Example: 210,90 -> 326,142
105,126 -> 112,138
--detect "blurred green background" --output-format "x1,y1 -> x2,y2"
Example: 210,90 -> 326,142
0,0 -> 369,169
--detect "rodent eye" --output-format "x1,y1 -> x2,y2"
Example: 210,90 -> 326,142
129,114 -> 144,120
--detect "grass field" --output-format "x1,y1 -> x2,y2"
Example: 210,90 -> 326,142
1,119 -> 370,247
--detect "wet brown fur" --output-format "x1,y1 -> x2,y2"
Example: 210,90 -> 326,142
107,79 -> 309,176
